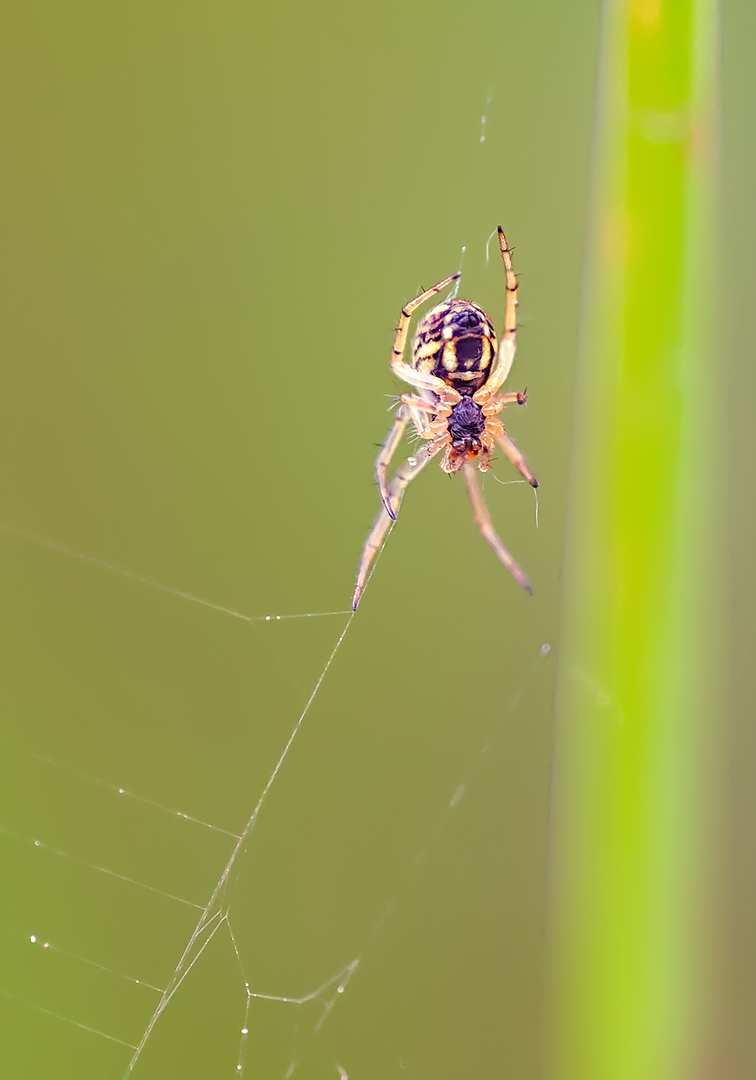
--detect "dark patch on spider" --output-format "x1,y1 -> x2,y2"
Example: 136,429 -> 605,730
451,308 -> 484,333
448,398 -> 485,442
454,335 -> 484,365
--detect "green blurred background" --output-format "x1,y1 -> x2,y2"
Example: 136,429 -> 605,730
0,2 -> 752,1079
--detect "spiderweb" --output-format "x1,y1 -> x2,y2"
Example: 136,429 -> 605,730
0,494 -> 553,1080
0,22 -> 574,1069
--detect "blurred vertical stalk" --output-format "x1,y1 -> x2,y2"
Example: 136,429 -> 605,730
549,1 -> 720,1079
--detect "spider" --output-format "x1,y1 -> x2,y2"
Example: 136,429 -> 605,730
352,226 -> 537,611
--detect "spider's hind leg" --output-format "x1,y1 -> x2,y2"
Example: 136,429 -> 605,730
462,462 -> 532,595
496,431 -> 538,488
352,445 -> 435,610
374,403 -> 411,520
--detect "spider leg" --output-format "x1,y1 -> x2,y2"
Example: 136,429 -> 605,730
400,393 -> 442,441
474,227 -> 518,406
390,274 -> 461,398
495,432 -> 538,488
462,462 -> 532,595
352,444 -> 435,610
375,403 -> 411,519
399,393 -> 437,413
375,275 -> 460,520
481,390 -> 528,416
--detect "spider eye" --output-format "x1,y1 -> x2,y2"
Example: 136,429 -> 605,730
453,309 -> 482,331
455,336 -> 483,363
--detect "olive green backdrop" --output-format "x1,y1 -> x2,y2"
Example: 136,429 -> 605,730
0,3 -> 752,1079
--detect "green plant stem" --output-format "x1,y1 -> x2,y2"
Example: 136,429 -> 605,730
549,1 -> 720,1078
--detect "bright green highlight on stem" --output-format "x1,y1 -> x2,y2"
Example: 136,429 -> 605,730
550,1 -> 719,1078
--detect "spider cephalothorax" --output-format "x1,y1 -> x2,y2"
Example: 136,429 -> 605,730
446,396 -> 488,471
352,227 -> 537,610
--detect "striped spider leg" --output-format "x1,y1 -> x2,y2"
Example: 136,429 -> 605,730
375,274 -> 461,520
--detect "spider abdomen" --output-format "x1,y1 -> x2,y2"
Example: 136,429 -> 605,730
411,300 -> 496,396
